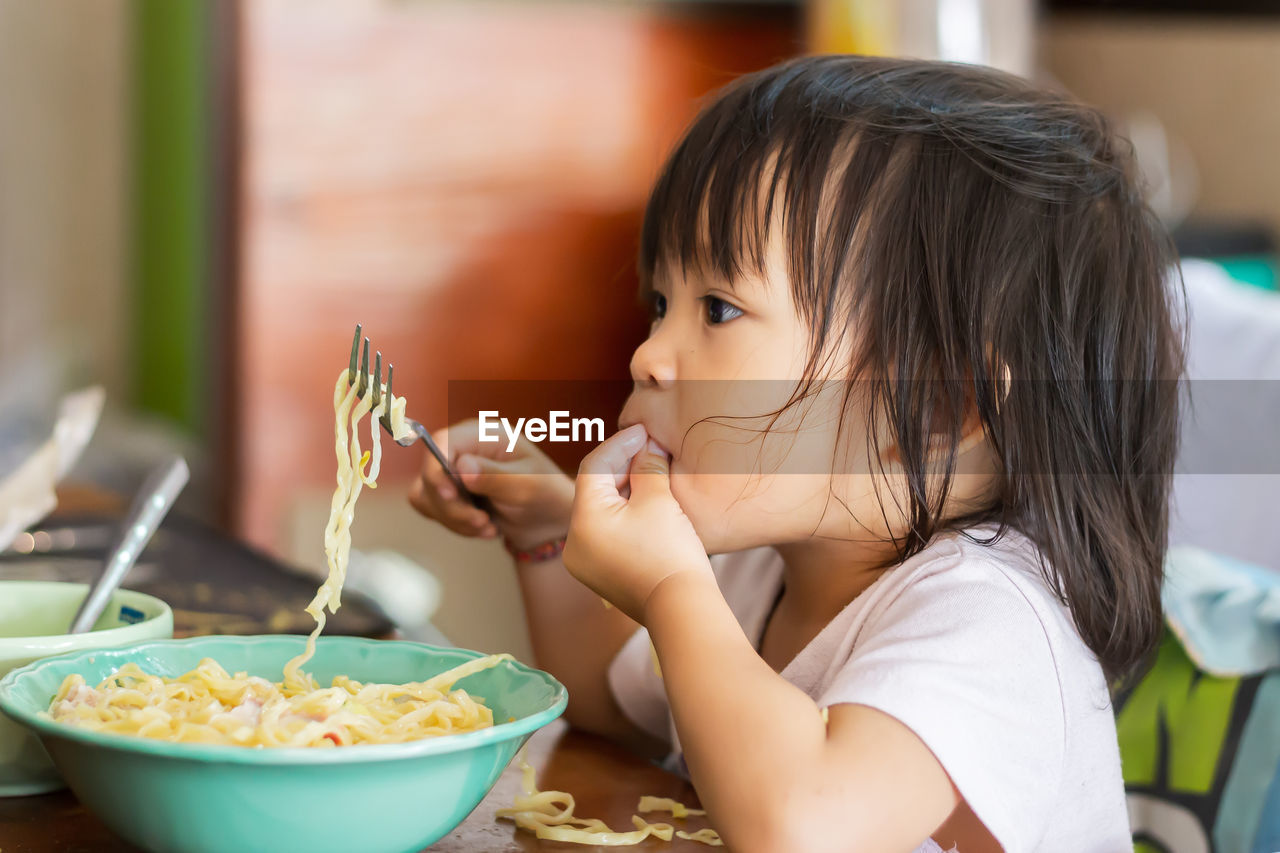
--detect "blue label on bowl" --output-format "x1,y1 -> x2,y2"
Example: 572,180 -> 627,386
119,605 -> 145,625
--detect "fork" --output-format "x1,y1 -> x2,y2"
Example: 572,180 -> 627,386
347,324 -> 492,515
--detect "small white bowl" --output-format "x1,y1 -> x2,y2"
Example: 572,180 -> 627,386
0,580 -> 172,795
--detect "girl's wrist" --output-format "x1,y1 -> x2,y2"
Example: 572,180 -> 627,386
499,480 -> 575,557
499,514 -> 570,560
499,532 -> 565,563
642,565 -> 721,628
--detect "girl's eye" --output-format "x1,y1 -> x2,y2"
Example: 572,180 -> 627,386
647,291 -> 667,321
702,296 -> 743,325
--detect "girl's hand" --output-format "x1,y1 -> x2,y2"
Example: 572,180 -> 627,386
408,418 -> 575,549
562,424 -> 714,624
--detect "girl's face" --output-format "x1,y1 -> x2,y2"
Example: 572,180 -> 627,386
618,239 -> 895,556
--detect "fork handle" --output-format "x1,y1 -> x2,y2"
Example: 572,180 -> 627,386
409,421 -> 494,515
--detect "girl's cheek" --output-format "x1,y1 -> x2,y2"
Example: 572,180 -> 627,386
667,473 -> 697,519
669,473 -> 764,552
669,475 -> 723,542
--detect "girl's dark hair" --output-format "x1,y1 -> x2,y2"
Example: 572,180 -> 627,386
638,55 -> 1186,683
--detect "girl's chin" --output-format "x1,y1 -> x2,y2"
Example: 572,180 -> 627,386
677,504 -> 735,555
670,473 -> 767,553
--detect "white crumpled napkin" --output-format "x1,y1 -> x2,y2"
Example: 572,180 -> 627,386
0,386 -> 105,552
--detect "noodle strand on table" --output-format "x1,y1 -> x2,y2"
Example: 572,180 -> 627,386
497,753 -> 723,846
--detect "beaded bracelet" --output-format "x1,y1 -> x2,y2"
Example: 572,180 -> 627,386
502,534 -> 568,564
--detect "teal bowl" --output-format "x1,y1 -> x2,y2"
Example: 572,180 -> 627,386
0,635 -> 567,853
0,581 -> 173,795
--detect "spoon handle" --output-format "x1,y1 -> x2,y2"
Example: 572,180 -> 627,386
69,456 -> 190,634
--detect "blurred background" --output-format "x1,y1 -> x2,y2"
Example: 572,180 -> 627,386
1,0 -> 1277,662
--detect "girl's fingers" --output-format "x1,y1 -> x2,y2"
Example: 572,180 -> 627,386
435,419 -> 522,464
424,470 -> 455,502
576,424 -> 647,507
424,420 -> 511,500
444,505 -> 491,535
408,477 -> 433,517
417,443 -> 458,501
431,422 -> 484,462
627,439 -> 673,505
455,453 -> 520,496
408,475 -> 491,534
431,421 -> 532,501
454,454 -> 554,515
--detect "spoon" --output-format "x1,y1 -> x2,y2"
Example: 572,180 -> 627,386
68,455 -> 190,634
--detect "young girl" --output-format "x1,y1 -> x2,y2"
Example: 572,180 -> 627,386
409,55 -> 1184,852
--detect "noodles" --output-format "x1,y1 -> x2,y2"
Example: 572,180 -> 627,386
497,754 -> 723,846
46,654 -> 510,747
282,371 -> 410,688
675,829 -> 724,845
45,367 -> 510,748
637,796 -> 706,819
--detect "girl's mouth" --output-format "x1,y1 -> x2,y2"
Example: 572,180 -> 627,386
647,437 -> 672,461
620,419 -> 673,463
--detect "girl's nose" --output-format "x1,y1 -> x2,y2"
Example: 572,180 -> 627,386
629,333 -> 676,389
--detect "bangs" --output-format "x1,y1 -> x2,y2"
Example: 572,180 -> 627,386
638,65 -> 907,328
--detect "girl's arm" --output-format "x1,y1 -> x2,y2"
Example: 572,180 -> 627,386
645,570 -> 960,853
564,427 -> 961,853
513,553 -> 669,759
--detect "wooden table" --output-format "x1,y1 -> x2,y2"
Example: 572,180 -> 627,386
0,719 -> 715,852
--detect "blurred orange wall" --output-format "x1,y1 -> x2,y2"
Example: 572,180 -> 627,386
232,0 -> 799,552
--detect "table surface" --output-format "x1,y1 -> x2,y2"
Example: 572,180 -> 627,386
2,488 -> 714,851
0,719 -> 715,852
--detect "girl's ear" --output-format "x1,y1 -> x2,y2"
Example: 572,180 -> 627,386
875,381 -> 995,468
954,400 -> 990,457
995,370 -> 1012,418
957,350 -> 1008,457
986,345 -> 1012,416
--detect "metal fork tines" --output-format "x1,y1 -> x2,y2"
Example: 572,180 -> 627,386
346,324 -> 490,512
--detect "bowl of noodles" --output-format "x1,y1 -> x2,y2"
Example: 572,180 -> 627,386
0,634 -> 567,853
0,337 -> 569,850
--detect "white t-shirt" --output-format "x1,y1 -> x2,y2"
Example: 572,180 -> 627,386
607,526 -> 1132,853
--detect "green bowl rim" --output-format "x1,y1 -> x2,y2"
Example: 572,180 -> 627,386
0,581 -> 172,644
0,635 -> 567,765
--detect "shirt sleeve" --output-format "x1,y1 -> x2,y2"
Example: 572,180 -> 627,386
607,625 -> 671,744
817,558 -> 1067,853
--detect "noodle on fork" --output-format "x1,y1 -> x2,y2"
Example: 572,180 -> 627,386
47,354 -> 509,748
